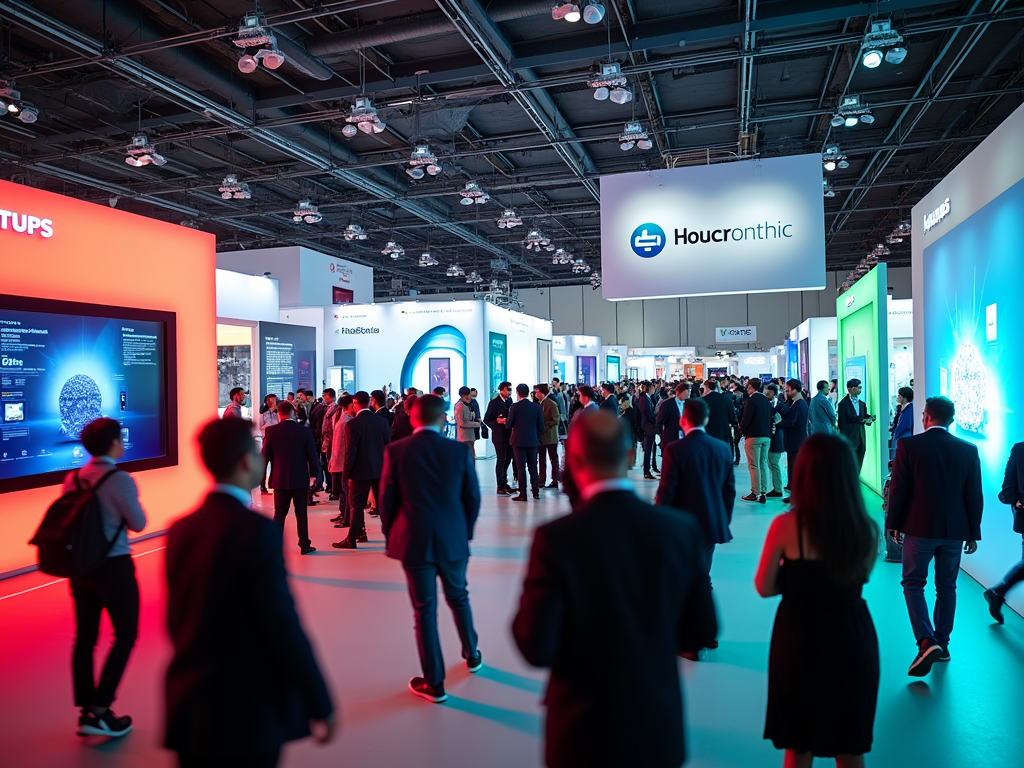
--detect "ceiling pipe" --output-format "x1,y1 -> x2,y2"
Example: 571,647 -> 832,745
304,0 -> 553,57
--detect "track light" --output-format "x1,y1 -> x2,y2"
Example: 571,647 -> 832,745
292,200 -> 322,224
583,1 -> 606,23
124,134 -> 166,167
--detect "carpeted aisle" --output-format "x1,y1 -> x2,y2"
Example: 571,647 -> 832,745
1,457 -> 1022,768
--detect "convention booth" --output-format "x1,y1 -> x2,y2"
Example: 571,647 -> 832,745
737,351 -> 773,380
602,345 -> 629,383
788,316 -> 838,391
0,180 -> 216,577
553,335 -> 603,386
913,101 -> 1024,616
887,297 -> 914,424
329,301 -> 553,457
836,263 -> 889,495
625,347 -> 702,381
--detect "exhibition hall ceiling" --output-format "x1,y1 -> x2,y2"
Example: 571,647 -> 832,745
1,0 -> 1022,298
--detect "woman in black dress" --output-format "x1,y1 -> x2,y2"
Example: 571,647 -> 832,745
755,433 -> 880,768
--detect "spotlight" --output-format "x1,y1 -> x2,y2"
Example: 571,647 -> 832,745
426,163 -> 442,176
609,87 -> 633,104
261,49 -> 285,70
885,47 -> 907,64
238,55 -> 258,73
16,104 -> 38,124
497,209 -> 523,229
344,95 -> 386,136
844,116 -> 859,127
593,86 -> 610,101
381,240 -> 405,259
406,166 -> 425,180
620,140 -> 635,151
218,174 -> 252,200
459,180 -> 490,205
861,49 -> 883,69
833,94 -> 873,128
124,134 -> 166,167
407,143 -> 440,179
588,62 -> 628,103
838,158 -> 850,169
860,112 -> 875,124
582,0 -> 606,23
618,120 -> 651,151
830,114 -> 845,127
341,124 -> 358,138
824,159 -> 837,172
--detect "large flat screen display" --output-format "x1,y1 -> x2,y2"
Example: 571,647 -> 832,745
0,295 -> 177,492
599,154 -> 826,300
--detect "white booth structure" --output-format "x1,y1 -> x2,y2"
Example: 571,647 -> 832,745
553,335 -> 603,386
912,100 -> 1024,616
788,316 -> 838,390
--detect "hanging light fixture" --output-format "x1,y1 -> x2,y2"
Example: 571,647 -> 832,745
343,95 -> 386,136
418,252 -> 438,267
407,143 -> 442,178
124,134 -> 167,167
381,240 -> 405,259
342,223 -> 368,241
552,2 -> 581,21
459,180 -> 490,205
831,94 -> 874,128
619,120 -> 652,151
496,209 -> 523,229
590,271 -> 602,290
859,18 -> 906,69
232,13 -> 285,73
822,144 -> 848,172
292,200 -> 322,224
446,263 -> 465,277
218,174 -> 252,199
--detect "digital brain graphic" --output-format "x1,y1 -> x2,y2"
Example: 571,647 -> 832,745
58,374 -> 103,438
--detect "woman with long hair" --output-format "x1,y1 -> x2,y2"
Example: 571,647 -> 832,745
755,433 -> 880,768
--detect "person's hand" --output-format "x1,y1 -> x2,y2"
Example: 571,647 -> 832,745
1016,500 -> 1023,510
887,529 -> 901,546
964,540 -> 978,555
310,714 -> 337,744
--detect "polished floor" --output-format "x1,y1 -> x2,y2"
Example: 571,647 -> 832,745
1,457 -> 1023,768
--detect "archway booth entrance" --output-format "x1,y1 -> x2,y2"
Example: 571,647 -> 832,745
330,301 -> 553,458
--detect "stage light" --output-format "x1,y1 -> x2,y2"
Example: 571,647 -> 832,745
124,134 -> 166,167
838,158 -> 850,169
583,0 -> 606,23
860,112 -> 875,124
885,47 -> 907,64
459,180 -> 490,205
588,62 -> 628,103
238,55 -> 258,73
292,200 -> 322,224
344,95 -> 386,136
609,86 -> 633,104
382,240 -> 405,259
824,159 -> 837,172
830,114 -> 845,127
342,124 -> 358,138
343,224 -> 368,241
861,49 -> 883,69
593,86 -> 610,101
16,105 -> 38,123
219,174 -> 252,199
261,49 -> 285,70
844,116 -> 859,127
5,102 -> 16,113
426,163 -> 442,176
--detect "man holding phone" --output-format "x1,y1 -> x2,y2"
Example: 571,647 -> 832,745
838,378 -> 876,470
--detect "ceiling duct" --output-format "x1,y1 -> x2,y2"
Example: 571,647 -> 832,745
304,0 -> 553,58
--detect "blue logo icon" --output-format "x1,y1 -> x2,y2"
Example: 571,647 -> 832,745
630,223 -> 666,258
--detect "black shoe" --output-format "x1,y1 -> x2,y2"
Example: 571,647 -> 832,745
733,460 -> 741,466
334,521 -> 350,528
332,539 -> 357,549
984,589 -> 1005,624
466,651 -> 483,673
766,491 -> 783,498
908,639 -> 943,677
300,546 -> 316,555
496,487 -> 513,496
782,497 -> 791,503
368,509 -> 379,517
644,473 -> 657,480
706,639 -> 719,649
784,485 -> 790,491
935,646 -> 951,662
77,709 -> 133,738
330,514 -> 342,522
741,493 -> 758,502
532,493 -> 540,500
544,481 -> 559,489
508,486 -> 520,493
511,494 -> 528,503
409,677 -> 447,703
328,494 -> 339,501
652,466 -> 659,473
307,499 -> 319,506
356,533 -> 368,543
758,494 -> 766,504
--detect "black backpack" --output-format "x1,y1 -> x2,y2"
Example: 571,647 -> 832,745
30,469 -> 126,578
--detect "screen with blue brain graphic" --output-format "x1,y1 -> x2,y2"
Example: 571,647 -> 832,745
0,297 -> 175,491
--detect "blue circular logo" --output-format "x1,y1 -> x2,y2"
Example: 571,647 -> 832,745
630,222 -> 666,258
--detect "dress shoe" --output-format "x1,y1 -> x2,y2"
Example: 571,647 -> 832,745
356,532 -> 368,543
741,493 -> 759,502
784,485 -> 790,491
511,494 -> 528,503
330,514 -> 342,522
308,499 -> 319,506
766,491 -> 783,498
260,488 -> 271,494
328,494 -> 339,502
332,539 -> 357,549
984,588 -> 1005,624
300,546 -> 316,555
334,521 -> 350,528
367,508 -> 379,517
496,487 -> 512,496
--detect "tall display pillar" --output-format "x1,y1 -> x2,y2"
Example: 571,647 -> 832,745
836,263 -> 889,495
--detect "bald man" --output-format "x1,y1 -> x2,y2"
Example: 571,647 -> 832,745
512,410 -> 717,768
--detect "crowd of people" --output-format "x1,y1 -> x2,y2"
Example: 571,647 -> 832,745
44,371 -> 1024,768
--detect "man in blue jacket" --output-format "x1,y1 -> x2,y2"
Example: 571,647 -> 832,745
379,395 -> 483,703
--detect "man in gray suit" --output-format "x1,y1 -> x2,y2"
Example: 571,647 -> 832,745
808,380 -> 838,435
454,386 -> 482,458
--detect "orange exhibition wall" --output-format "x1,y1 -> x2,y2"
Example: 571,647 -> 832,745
0,180 -> 217,575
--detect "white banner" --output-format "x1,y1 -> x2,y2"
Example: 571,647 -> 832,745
715,326 -> 757,343
600,155 -> 825,300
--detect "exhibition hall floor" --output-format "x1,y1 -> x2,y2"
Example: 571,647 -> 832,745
1,459 -> 1022,768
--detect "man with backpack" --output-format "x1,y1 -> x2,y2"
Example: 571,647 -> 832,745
58,417 -> 147,737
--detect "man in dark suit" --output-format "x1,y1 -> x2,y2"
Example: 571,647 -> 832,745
837,378 -> 877,470
779,379 -> 809,503
701,379 -> 737,447
739,379 -> 773,503
599,382 -> 619,413
165,418 -> 334,767
483,382 -> 515,495
656,382 -> 690,450
333,391 -> 391,549
371,389 -> 394,429
309,389 -> 330,491
513,410 -> 717,768
984,442 -> 1024,623
261,401 -> 320,554
637,381 -> 659,479
656,398 -> 736,583
886,396 -> 983,677
506,382 -> 546,502
537,383 -> 561,490
378,395 -> 483,703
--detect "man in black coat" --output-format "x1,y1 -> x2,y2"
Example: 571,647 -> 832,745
738,379 -> 773,503
165,418 -> 334,768
379,395 -> 483,703
261,401 -> 320,554
637,381 -> 659,479
656,398 -> 736,581
334,390 -> 391,549
599,382 -> 619,413
700,379 -> 738,447
985,441 -> 1024,622
371,389 -> 394,429
309,390 -> 330,490
506,382 -> 546,502
483,382 -> 516,495
656,382 -> 690,450
837,378 -> 877,470
513,410 -> 717,768
885,396 -> 983,677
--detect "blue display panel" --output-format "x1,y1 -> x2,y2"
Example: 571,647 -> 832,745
923,176 -> 1024,511
0,295 -> 176,492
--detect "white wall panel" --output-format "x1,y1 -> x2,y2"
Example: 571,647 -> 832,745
582,284 -> 618,343
616,300 -> 644,346
549,286 -> 584,334
747,291 -> 793,349
642,299 -> 681,346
